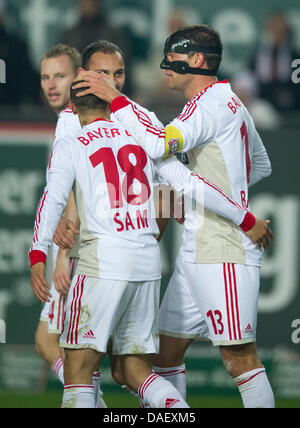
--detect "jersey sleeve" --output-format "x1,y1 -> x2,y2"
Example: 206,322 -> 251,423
111,96 -> 217,160
156,156 -> 255,231
245,113 -> 272,186
28,137 -> 76,266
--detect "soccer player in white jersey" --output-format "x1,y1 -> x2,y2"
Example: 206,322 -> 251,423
48,40 -> 275,409
36,44 -> 82,387
29,80 -> 193,408
76,25 -> 275,408
52,40 -> 170,401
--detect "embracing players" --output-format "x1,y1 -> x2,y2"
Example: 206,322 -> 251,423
76,25 -> 275,408
31,34 -> 273,407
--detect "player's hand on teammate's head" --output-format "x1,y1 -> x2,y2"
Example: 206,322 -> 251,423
53,218 -> 79,250
30,262 -> 51,303
245,217 -> 274,250
72,71 -> 121,103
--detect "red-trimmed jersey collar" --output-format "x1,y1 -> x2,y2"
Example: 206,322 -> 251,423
90,117 -> 113,124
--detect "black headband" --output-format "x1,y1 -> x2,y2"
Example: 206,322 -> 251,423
164,37 -> 223,56
160,36 -> 222,76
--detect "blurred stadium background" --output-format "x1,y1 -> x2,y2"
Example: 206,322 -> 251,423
0,0 -> 299,408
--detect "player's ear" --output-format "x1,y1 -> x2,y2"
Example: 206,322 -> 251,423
192,52 -> 205,69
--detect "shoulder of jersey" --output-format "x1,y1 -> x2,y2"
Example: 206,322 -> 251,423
191,79 -> 230,105
58,106 -> 76,120
126,97 -> 163,127
176,79 -> 229,123
62,105 -> 73,114
58,108 -> 80,127
55,108 -> 81,141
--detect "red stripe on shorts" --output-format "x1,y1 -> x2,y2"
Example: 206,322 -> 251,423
67,275 -> 81,344
227,263 -> 237,340
74,275 -> 85,344
224,264 -> 241,341
231,264 -> 241,340
223,263 -> 232,341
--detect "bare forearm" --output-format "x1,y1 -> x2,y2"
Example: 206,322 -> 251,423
64,190 -> 80,229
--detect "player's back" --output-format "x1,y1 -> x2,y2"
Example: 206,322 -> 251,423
177,80 -> 269,266
69,118 -> 161,281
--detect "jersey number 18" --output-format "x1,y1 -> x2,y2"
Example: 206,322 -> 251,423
89,145 -> 151,208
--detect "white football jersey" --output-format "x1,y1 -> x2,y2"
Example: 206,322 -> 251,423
110,80 -> 272,266
30,117 -> 162,281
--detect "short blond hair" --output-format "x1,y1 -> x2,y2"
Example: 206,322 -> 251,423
41,44 -> 82,75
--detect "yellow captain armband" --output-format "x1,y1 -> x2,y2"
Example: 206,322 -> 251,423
163,126 -> 184,158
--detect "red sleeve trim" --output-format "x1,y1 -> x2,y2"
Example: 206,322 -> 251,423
240,211 -> 256,232
111,96 -> 130,113
29,250 -> 47,267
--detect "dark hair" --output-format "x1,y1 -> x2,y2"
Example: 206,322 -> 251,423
41,44 -> 82,75
82,40 -> 124,70
70,81 -> 107,112
171,25 -> 223,72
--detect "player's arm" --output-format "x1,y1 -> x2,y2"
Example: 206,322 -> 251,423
157,157 -> 273,248
29,138 -> 76,303
73,73 -> 210,159
109,96 -> 209,159
52,191 -> 80,294
53,190 -> 80,250
52,247 -> 72,295
243,112 -> 272,187
52,111 -> 80,249
249,128 -> 272,186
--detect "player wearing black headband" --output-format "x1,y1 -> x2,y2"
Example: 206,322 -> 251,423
160,26 -> 223,76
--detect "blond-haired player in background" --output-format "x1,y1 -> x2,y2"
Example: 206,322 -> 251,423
37,43 -> 81,382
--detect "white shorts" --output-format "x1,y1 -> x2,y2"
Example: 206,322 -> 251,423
159,257 -> 260,346
60,274 -> 161,355
40,257 -> 78,334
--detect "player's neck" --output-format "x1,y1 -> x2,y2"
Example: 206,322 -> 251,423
185,76 -> 218,100
55,101 -> 71,116
78,107 -> 111,127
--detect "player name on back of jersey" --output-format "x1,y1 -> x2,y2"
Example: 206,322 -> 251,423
77,125 -> 131,146
113,210 -> 150,233
227,96 -> 242,115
